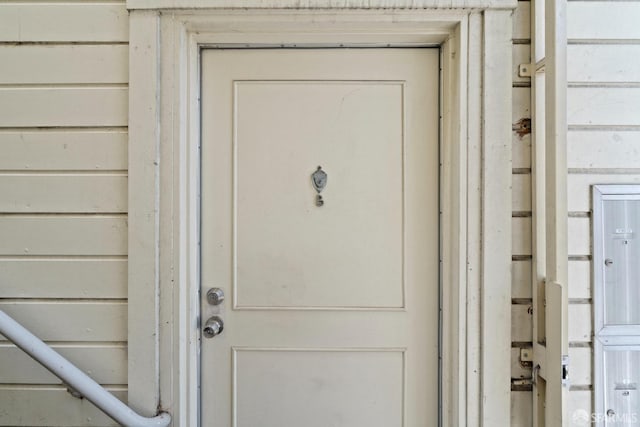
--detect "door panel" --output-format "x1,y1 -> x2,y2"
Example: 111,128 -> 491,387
234,349 -> 404,427
201,48 -> 439,427
235,81 -> 404,310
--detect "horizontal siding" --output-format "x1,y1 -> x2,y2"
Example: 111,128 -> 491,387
568,45 -> 640,83
0,216 -> 127,256
512,304 -> 533,343
569,304 -> 592,343
0,3 -> 129,423
568,88 -> 640,127
0,130 -> 127,171
568,174 -> 640,212
565,9 -> 637,405
0,388 -> 123,426
566,6 -> 640,401
569,346 -> 592,386
0,4 -> 128,42
0,344 -> 126,384
0,175 -> 127,213
568,131 -> 640,170
568,260 -> 590,300
0,45 -> 128,84
512,173 -> 531,211
0,1 -> 538,425
513,134 -> 531,169
512,217 -> 532,256
568,217 -> 590,256
511,391 -> 533,427
1,259 -> 127,299
0,302 -> 127,342
0,87 -> 128,127
568,2 -> 640,41
513,86 -> 531,122
512,260 -> 532,300
512,1 -> 530,40
510,3 -> 533,424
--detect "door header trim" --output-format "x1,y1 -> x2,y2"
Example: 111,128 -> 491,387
127,0 -> 517,11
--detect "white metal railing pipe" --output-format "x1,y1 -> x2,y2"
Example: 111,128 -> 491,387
0,310 -> 171,427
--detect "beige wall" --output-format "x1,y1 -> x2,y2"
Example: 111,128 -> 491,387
0,2 -> 536,426
510,1 -> 534,425
510,1 -> 640,424
12,1 -> 636,425
565,0 -> 640,420
0,2 -> 129,426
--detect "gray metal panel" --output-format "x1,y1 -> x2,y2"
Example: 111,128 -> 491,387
593,185 -> 640,426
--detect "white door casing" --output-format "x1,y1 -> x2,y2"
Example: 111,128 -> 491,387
200,48 -> 439,426
127,8 -> 514,427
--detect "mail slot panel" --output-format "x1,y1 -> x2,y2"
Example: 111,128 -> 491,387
593,186 -> 640,427
599,197 -> 640,326
603,346 -> 640,426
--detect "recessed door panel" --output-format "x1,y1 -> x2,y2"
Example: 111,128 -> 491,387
234,349 -> 404,427
234,81 -> 405,309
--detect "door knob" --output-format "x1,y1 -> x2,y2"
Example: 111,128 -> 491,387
206,287 -> 225,305
203,316 -> 224,338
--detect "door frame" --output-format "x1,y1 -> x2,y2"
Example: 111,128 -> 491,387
126,6 -> 515,426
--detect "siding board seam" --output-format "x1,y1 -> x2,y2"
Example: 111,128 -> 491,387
512,211 -> 532,217
0,171 -> 127,175
0,384 -> 128,390
569,39 -> 640,45
2,1 -> 125,3
569,125 -> 640,131
569,342 -> 593,348
0,342 -> 127,347
0,126 -> 127,132
0,42 -> 129,46
0,298 -> 127,303
568,212 -> 590,218
568,168 -> 640,174
511,341 -> 533,348
568,298 -> 592,304
0,1 -> 125,3
0,83 -> 128,89
569,385 -> 592,391
569,255 -> 591,261
0,213 -> 127,217
569,82 -> 640,88
0,300 -> 127,305
0,255 -> 127,260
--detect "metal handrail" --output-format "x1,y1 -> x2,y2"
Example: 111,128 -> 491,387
0,310 -> 171,427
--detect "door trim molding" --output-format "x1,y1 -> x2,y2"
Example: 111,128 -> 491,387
127,0 -> 517,10
128,9 -> 513,425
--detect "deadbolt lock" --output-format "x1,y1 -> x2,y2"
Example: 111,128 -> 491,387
206,287 -> 225,305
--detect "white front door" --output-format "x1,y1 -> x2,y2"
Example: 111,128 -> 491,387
200,48 -> 439,427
